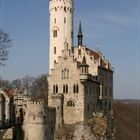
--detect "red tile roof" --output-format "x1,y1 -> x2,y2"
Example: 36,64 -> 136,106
85,48 -> 100,60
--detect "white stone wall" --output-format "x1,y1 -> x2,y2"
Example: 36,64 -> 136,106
49,0 -> 74,73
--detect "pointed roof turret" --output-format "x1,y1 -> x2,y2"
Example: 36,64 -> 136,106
79,56 -> 89,67
77,21 -> 83,37
77,21 -> 83,46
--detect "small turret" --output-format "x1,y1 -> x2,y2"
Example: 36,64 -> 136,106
77,21 -> 83,46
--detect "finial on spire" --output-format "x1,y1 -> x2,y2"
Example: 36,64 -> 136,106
77,21 -> 83,46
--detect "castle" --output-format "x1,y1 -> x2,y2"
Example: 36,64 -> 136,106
0,0 -> 114,140
48,0 -> 113,128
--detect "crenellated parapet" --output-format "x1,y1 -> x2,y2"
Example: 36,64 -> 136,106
49,0 -> 73,12
22,99 -> 56,140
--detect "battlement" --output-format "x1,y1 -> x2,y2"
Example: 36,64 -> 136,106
49,0 -> 73,13
46,106 -> 56,112
28,99 -> 44,105
51,93 -> 64,100
50,0 -> 73,4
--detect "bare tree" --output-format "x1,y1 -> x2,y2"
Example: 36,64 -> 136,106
0,79 -> 9,88
10,79 -> 22,90
30,74 -> 48,104
22,75 -> 35,91
0,30 -> 12,66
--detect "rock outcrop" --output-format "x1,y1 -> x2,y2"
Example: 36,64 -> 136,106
55,113 -> 114,140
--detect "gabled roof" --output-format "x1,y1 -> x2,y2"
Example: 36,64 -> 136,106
85,48 -> 100,60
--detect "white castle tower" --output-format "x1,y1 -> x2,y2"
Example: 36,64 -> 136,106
49,0 -> 74,73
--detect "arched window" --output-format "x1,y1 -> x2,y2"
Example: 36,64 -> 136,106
54,47 -> 56,54
67,69 -> 69,79
64,68 -> 67,78
56,85 -> 58,93
76,84 -> 79,93
63,84 -> 65,93
62,70 -> 64,79
53,30 -> 57,38
55,7 -> 57,11
64,6 -> 67,12
73,84 -> 76,93
62,69 -> 69,79
53,85 -> 55,94
67,101 -> 75,107
66,84 -> 68,93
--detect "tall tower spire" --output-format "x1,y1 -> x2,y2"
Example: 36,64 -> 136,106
49,0 -> 74,74
77,21 -> 83,46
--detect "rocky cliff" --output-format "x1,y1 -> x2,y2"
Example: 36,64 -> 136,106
55,113 -> 114,140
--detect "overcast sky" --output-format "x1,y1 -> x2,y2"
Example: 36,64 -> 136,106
0,0 -> 139,99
